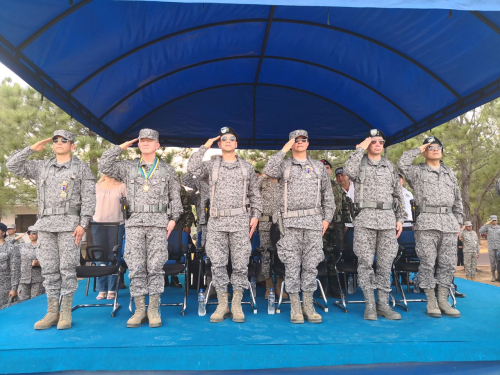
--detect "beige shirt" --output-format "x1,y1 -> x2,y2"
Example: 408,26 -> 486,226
93,182 -> 127,223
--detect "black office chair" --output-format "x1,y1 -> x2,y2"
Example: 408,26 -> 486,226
73,222 -> 124,317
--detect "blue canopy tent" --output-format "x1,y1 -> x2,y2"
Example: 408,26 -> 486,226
0,1 -> 499,149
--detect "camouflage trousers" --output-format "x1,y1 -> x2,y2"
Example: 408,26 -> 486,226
205,229 -> 251,292
415,230 -> 457,289
259,230 -> 272,279
277,227 -> 324,294
37,231 -> 80,298
199,224 -> 207,247
463,252 -> 478,279
18,282 -> 45,301
353,227 -> 398,292
125,226 -> 168,298
488,248 -> 499,273
0,277 -> 11,308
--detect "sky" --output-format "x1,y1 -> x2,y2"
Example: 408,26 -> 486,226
0,62 -> 27,86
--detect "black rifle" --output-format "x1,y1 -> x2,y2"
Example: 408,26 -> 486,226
345,196 -> 358,219
120,197 -> 130,220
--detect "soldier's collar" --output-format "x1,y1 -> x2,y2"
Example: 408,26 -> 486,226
53,157 -> 73,169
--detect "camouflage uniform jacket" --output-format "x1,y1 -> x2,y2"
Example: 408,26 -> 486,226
187,145 -> 262,232
6,146 -> 96,231
181,172 -> 210,226
263,151 -> 335,230
98,145 -> 182,228
0,242 -> 21,291
332,180 -> 350,223
459,230 -> 479,254
6,236 -> 21,245
180,186 -> 196,228
398,148 -> 463,233
479,224 -> 500,250
259,176 -> 281,233
344,148 -> 406,230
18,242 -> 43,284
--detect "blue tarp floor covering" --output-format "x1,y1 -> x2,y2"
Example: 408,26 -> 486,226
0,276 -> 499,374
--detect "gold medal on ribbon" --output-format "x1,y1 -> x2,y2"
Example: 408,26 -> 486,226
139,157 -> 159,193
60,191 -> 67,198
143,183 -> 150,192
60,181 -> 68,198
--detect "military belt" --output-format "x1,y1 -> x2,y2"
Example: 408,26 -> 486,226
210,207 -> 247,218
260,215 -> 273,222
42,207 -> 80,216
130,204 -> 171,214
283,207 -> 321,218
355,202 -> 395,210
416,206 -> 453,214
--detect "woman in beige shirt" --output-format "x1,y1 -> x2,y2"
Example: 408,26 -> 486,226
93,175 -> 126,300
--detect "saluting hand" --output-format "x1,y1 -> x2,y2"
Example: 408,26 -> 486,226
420,143 -> 431,155
281,138 -> 296,154
72,225 -> 85,245
204,136 -> 221,149
249,217 -> 259,238
486,220 -> 492,225
166,220 -> 176,239
396,222 -> 403,239
119,138 -> 138,150
30,137 -> 53,152
356,137 -> 372,150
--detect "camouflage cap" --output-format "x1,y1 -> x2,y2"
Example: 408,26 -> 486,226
7,223 -> 16,229
464,221 -> 472,227
27,226 -> 37,233
53,129 -> 75,142
335,167 -> 344,175
491,215 -> 498,221
138,128 -> 159,141
289,130 -> 308,140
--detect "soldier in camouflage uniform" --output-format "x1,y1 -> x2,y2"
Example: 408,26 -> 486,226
479,215 -> 500,282
459,222 -> 479,280
398,136 -> 463,318
319,161 -> 349,299
6,224 -> 23,245
181,172 -> 210,247
264,130 -> 335,324
17,226 -> 45,301
187,127 -> 262,323
258,174 -> 286,299
6,130 -> 96,329
344,130 -> 406,321
0,223 -> 21,309
99,129 -> 183,328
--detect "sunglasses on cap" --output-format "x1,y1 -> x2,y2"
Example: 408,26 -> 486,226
221,136 -> 236,142
371,139 -> 385,145
29,231 -> 38,235
52,138 -> 70,144
294,138 -> 308,143
428,145 -> 442,151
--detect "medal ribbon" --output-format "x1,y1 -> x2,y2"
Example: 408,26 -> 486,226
139,157 -> 159,181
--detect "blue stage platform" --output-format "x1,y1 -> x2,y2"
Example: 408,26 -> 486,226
1,277 -> 499,374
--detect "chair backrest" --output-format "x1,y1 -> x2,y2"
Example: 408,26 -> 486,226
168,223 -> 185,262
82,222 -> 121,265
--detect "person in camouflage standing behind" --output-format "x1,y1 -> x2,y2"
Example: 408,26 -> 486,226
264,130 -> 335,324
479,215 -> 500,282
398,136 -> 463,318
344,129 -> 406,321
181,172 -> 210,247
17,226 -> 45,301
99,128 -> 183,328
319,160 -> 349,299
0,223 -> 21,309
188,126 -> 262,324
258,173 -> 287,300
6,130 -> 96,329
460,222 -> 480,280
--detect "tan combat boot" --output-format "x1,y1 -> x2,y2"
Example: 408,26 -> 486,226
127,295 -> 147,328
34,296 -> 60,330
302,291 -> 322,323
210,291 -> 230,323
264,278 -> 274,299
376,290 -> 401,320
231,290 -> 245,323
276,277 -> 288,300
289,293 -> 304,324
57,294 -> 74,330
148,295 -> 162,328
437,287 -> 460,318
362,289 -> 377,321
424,289 -> 442,318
